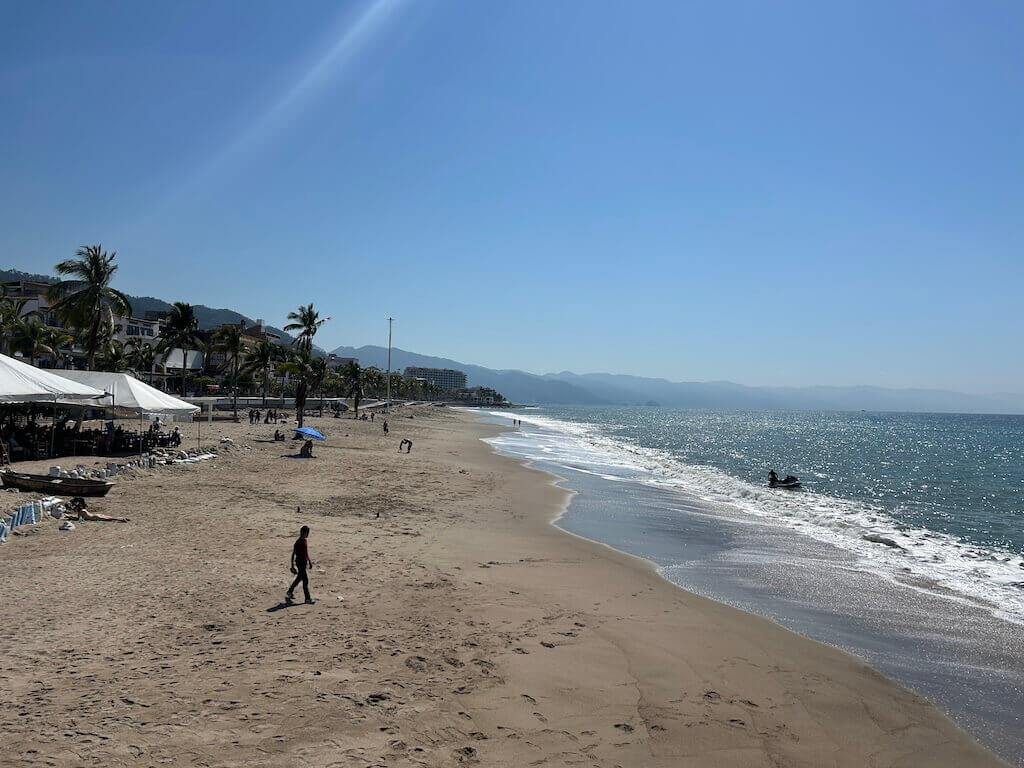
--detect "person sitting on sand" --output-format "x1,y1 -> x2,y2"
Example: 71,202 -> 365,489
170,427 -> 182,447
299,439 -> 314,458
66,497 -> 129,523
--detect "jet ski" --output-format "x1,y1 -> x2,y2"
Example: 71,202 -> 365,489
769,475 -> 801,489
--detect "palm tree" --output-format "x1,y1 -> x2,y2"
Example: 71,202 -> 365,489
47,245 -> 132,369
279,349 -> 314,428
284,303 -> 329,352
15,317 -> 58,366
361,367 -> 383,399
97,339 -> 132,372
242,339 -> 277,406
214,324 -> 248,419
341,360 -> 364,419
157,302 -> 204,396
46,326 -> 75,367
126,340 -> 160,384
309,357 -> 329,417
0,287 -> 33,356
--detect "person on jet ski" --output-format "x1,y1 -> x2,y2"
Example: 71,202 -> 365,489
768,469 -> 779,483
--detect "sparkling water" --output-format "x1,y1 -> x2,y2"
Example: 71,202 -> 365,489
481,406 -> 1024,763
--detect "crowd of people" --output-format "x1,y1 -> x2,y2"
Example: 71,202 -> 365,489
2,415 -> 181,463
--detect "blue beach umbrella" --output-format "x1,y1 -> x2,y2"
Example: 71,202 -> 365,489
293,427 -> 326,441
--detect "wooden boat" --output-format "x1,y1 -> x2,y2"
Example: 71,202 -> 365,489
0,470 -> 114,497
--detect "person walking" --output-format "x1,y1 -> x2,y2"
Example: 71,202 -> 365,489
286,525 -> 315,604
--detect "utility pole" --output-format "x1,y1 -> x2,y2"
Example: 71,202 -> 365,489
385,317 -> 393,411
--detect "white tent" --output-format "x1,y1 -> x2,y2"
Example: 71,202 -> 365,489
52,370 -> 199,417
0,354 -> 107,404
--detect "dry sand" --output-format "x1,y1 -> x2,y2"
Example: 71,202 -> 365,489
0,406 -> 1008,767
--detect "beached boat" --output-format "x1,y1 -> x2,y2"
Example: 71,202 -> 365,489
0,470 -> 114,497
768,477 -> 801,489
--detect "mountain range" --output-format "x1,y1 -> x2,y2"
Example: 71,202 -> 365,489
331,344 -> 1024,415
6,266 -> 1021,413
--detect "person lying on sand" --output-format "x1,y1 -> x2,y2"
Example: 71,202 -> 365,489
66,497 -> 129,523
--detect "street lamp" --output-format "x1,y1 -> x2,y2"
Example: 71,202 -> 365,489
385,317 -> 393,410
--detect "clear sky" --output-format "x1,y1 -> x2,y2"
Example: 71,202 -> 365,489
2,1 -> 1021,393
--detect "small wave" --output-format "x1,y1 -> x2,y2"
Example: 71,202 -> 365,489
486,410 -> 1024,625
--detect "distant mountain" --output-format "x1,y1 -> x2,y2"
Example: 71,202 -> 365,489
329,345 -> 607,404
1,267 -> 297,343
332,344 -> 1024,415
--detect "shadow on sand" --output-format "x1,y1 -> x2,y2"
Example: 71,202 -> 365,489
266,600 -> 301,612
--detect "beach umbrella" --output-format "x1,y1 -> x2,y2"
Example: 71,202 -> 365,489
293,426 -> 326,440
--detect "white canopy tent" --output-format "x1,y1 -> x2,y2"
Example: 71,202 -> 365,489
52,370 -> 199,417
54,370 -> 201,454
0,354 -> 106,404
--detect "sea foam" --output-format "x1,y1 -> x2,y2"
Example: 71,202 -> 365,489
484,410 -> 1024,626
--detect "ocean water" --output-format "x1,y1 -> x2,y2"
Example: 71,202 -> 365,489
478,407 -> 1024,764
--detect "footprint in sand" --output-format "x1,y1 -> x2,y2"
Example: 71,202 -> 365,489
614,723 -> 634,732
521,694 -> 537,704
453,746 -> 477,762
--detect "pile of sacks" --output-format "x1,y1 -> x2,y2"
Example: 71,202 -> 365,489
44,447 -> 220,481
0,496 -> 62,543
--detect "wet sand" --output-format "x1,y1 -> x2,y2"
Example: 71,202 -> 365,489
0,406 -> 1008,767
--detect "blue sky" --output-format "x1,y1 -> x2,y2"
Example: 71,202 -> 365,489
1,1 -> 1021,393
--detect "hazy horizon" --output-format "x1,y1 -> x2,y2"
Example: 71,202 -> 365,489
2,1 -> 1022,392
329,343 -> 1024,400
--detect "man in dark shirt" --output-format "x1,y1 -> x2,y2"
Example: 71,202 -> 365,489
286,525 -> 314,604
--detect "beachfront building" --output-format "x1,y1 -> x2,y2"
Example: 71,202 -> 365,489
241,319 -> 281,344
113,316 -> 163,347
2,279 -> 61,328
326,354 -> 357,369
403,366 -> 467,391
455,386 -> 504,405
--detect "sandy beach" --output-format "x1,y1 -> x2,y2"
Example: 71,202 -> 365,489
0,406 -> 1008,767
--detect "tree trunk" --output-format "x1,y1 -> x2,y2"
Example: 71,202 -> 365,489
87,303 -> 102,371
232,356 -> 239,419
295,380 -> 307,428
181,364 -> 187,397
262,363 -> 268,406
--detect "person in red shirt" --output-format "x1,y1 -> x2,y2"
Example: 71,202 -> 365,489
286,525 -> 314,604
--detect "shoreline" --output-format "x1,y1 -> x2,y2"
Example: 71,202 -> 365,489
480,407 -> 1024,762
0,406 -> 1008,766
